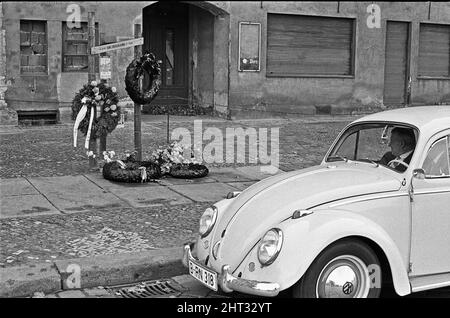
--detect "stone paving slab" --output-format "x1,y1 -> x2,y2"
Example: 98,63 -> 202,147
27,175 -> 128,213
225,181 -> 257,191
0,178 -> 38,197
168,183 -> 238,203
207,167 -> 256,183
43,192 -> 126,213
83,173 -> 161,191
0,194 -> 60,218
107,186 -> 193,208
27,175 -> 104,195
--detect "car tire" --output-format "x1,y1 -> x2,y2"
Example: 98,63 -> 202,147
292,239 -> 382,298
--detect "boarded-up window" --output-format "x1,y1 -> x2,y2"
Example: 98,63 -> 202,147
20,20 -> 47,74
418,23 -> 450,78
62,22 -> 89,72
267,14 -> 354,76
62,22 -> 99,72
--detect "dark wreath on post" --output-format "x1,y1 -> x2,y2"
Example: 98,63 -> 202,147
125,52 -> 162,105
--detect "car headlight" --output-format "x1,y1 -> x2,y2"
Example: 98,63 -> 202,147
258,228 -> 283,266
199,206 -> 218,238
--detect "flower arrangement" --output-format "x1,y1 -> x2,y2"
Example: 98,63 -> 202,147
72,81 -> 121,149
151,141 -> 201,174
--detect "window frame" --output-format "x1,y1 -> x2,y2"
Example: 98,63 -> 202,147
417,22 -> 450,80
61,21 -> 99,73
20,20 -> 48,75
326,122 -> 419,174
265,13 -> 356,78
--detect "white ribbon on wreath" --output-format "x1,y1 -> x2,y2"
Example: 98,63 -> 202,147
73,96 -> 95,149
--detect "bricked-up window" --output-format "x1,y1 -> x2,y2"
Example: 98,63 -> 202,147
62,22 -> 89,72
267,14 -> 355,77
20,20 -> 47,74
418,23 -> 450,78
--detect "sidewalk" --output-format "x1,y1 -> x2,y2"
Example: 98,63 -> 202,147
0,165 -> 282,297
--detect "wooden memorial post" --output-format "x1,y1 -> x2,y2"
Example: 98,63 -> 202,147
134,24 -> 142,161
88,12 -> 97,168
89,26 -> 145,162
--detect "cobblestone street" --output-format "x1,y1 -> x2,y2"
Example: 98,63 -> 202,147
0,115 -> 352,178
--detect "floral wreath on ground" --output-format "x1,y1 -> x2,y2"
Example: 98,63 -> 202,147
101,141 -> 209,183
72,81 -> 121,151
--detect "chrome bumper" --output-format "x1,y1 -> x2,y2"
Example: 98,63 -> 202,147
182,244 -> 280,297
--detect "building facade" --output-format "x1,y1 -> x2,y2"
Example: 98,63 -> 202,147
1,1 -> 450,124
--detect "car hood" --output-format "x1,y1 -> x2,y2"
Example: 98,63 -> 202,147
209,163 -> 403,271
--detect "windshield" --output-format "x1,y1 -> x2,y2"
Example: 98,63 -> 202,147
326,123 -> 419,173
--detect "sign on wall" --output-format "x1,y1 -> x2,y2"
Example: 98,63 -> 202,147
99,56 -> 111,79
238,22 -> 261,72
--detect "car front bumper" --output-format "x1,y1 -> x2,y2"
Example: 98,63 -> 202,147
182,244 -> 280,297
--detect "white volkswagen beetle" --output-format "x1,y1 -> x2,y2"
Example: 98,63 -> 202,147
183,106 -> 450,298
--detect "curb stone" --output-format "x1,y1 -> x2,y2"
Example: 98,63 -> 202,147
0,262 -> 61,298
0,247 -> 187,298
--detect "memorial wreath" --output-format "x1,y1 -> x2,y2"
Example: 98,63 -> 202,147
72,81 -> 121,149
125,52 -> 162,105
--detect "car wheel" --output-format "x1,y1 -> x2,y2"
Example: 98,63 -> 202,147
292,240 -> 382,298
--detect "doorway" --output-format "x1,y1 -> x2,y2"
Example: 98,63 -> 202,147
383,21 -> 410,106
143,2 -> 189,106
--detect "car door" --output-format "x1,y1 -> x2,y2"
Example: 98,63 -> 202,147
410,131 -> 450,277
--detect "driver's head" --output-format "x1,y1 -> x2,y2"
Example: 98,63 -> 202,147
389,128 -> 416,157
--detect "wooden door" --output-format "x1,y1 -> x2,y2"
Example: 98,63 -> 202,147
143,2 -> 189,106
383,21 -> 410,106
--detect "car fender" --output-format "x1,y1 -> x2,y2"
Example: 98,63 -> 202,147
238,209 -> 411,296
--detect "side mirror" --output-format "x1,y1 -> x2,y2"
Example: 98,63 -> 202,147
413,168 -> 426,180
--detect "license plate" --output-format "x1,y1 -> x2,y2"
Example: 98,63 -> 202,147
188,259 -> 218,291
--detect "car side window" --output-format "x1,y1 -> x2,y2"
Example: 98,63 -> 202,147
422,136 -> 450,178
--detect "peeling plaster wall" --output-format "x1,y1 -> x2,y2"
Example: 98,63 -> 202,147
228,1 -> 450,117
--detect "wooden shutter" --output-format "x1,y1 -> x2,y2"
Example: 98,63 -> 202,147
383,21 -> 409,105
20,20 -> 47,74
267,14 -> 354,76
418,24 -> 450,78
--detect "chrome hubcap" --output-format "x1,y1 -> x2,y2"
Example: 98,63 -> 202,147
315,255 -> 370,298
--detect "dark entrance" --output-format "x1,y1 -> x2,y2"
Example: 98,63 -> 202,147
143,2 -> 189,108
383,21 -> 410,106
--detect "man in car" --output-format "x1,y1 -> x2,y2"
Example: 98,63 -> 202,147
379,127 -> 416,172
